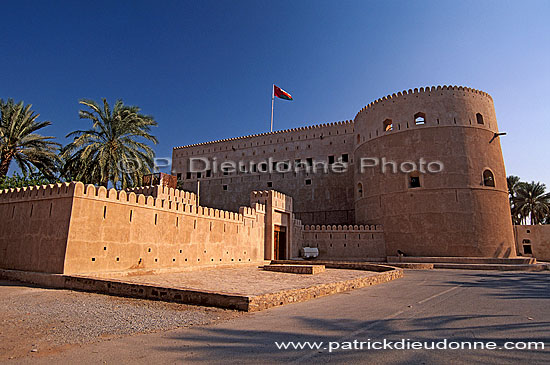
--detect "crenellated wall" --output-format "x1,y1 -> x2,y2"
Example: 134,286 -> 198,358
64,183 -> 266,274
300,224 -> 385,260
0,182 -> 268,274
172,120 -> 355,225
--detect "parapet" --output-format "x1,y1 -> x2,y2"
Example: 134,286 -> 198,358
354,85 -> 493,120
303,224 -> 383,232
250,190 -> 293,212
173,120 -> 354,150
0,182 -> 76,202
125,185 -> 197,204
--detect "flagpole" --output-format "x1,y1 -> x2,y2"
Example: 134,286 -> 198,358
270,84 -> 274,132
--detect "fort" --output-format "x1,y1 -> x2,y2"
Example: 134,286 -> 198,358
1,85 -> 548,279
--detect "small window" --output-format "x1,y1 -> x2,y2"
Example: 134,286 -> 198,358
342,154 -> 349,163
383,119 -> 393,132
414,112 -> 426,125
328,155 -> 335,165
483,169 -> 495,187
223,185 -> 228,191
305,179 -> 312,185
206,170 -> 211,177
357,134 -> 361,144
476,113 -> 484,125
522,239 -> 531,244
523,244 -> 533,255
177,173 -> 182,180
186,172 -> 192,179
306,158 -> 313,167
409,174 -> 421,188
357,183 -> 363,197
196,172 -> 202,179
267,181 -> 273,188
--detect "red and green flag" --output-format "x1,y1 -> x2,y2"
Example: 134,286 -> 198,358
273,85 -> 293,101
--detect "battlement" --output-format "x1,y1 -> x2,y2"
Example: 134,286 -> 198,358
125,185 -> 197,204
0,182 -> 75,201
354,85 -> 493,120
303,224 -> 383,232
173,120 -> 354,150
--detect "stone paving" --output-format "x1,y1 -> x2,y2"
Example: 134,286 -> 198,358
101,265 -> 378,296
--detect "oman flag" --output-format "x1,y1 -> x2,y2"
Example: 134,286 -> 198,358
273,85 -> 293,101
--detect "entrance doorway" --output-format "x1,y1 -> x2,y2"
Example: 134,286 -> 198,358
274,225 -> 287,260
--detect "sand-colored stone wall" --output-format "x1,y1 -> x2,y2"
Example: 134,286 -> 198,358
0,183 -> 75,273
0,182 -> 267,275
514,225 -> 550,261
301,224 -> 385,260
172,121 -> 355,225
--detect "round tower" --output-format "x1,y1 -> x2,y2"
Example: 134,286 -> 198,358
353,85 -> 515,258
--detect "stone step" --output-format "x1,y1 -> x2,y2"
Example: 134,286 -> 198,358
431,263 -> 548,272
387,256 -> 536,265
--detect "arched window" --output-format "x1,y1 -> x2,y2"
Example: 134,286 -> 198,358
414,112 -> 426,125
383,119 -> 393,132
476,113 -> 484,125
483,169 -> 495,187
357,183 -> 363,198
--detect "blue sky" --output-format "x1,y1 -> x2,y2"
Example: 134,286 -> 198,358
1,0 -> 549,186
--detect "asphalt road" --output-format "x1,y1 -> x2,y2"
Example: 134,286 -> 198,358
10,269 -> 550,364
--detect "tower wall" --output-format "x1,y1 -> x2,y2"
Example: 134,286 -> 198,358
353,86 -> 515,257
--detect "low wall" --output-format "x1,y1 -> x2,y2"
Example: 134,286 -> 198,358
514,225 -> 550,262
300,224 -> 386,260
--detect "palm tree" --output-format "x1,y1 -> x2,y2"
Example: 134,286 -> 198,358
62,99 -> 158,188
507,175 -> 522,224
0,99 -> 60,178
513,181 -> 550,225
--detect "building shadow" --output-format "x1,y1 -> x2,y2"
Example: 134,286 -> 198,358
155,314 -> 550,363
443,272 -> 550,300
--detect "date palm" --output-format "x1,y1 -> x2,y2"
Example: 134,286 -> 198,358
513,181 -> 550,225
0,99 -> 60,178
507,175 -> 522,224
62,98 -> 158,188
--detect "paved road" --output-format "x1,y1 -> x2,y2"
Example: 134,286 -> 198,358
10,270 -> 550,364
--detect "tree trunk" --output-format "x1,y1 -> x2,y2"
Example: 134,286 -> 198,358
0,150 -> 14,178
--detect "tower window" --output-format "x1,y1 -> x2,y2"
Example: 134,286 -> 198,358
476,113 -> 484,125
523,244 -> 532,255
341,154 -> 349,163
483,169 -> 495,187
357,134 -> 361,144
383,119 -> 393,132
409,174 -> 421,188
305,179 -> 312,185
267,181 -> 273,188
357,183 -> 363,197
414,112 -> 426,125
223,185 -> 228,191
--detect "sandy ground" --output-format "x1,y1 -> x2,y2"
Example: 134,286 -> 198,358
0,280 -> 242,361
